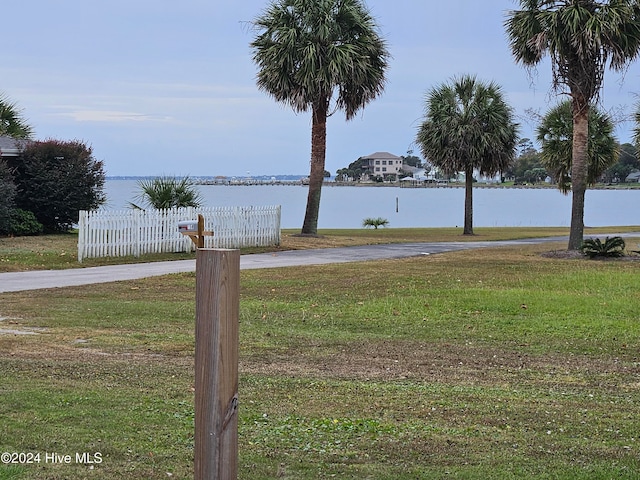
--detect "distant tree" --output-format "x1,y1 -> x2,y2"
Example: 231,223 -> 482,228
603,143 -> 639,183
335,168 -> 350,181
517,137 -> 536,156
506,0 -> 640,249
336,157 -> 369,182
402,150 -> 422,168
416,74 -> 519,235
130,176 -> 203,210
523,167 -> 548,184
537,100 -> 617,193
8,140 -> 106,232
506,141 -> 547,183
0,159 -> 16,234
0,94 -> 33,139
251,0 -> 389,235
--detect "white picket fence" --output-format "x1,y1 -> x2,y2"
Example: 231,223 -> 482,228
77,205 -> 281,262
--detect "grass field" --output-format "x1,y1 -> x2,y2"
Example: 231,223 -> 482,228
1,229 -> 639,479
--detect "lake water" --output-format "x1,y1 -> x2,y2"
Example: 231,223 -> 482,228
104,180 -> 639,230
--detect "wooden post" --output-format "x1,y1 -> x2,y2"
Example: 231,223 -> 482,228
197,214 -> 205,249
181,214 -> 214,249
195,249 -> 240,480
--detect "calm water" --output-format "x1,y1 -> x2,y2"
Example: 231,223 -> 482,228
104,180 -> 639,229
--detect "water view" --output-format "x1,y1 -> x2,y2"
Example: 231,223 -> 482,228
104,180 -> 639,230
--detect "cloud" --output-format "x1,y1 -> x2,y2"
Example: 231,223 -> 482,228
53,109 -> 173,123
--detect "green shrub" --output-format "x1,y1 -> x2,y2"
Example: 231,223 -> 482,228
580,236 -> 625,258
7,139 -> 105,232
9,209 -> 43,236
0,159 -> 16,234
130,176 -> 203,210
362,217 -> 389,229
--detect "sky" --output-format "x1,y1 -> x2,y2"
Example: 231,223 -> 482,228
3,0 -> 640,177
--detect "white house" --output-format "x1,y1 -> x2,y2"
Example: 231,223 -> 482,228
400,167 -> 438,183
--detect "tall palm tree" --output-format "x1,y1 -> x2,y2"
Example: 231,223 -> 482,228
537,100 -> 618,193
0,94 -> 33,139
415,74 -> 518,235
505,0 -> 640,249
251,0 -> 389,235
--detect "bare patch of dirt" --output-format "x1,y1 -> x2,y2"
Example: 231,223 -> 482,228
240,340 -> 640,391
3,333 -> 638,394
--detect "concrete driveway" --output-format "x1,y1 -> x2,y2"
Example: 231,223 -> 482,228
0,237 -> 576,293
2,233 -> 637,293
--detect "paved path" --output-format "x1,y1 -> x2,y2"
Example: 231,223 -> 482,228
1,234 -> 637,293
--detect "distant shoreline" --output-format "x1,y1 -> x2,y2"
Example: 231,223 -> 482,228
105,177 -> 640,190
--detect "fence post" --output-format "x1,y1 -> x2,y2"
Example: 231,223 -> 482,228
77,211 -> 86,263
195,249 -> 240,480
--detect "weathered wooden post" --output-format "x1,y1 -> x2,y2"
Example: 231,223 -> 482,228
194,248 -> 240,480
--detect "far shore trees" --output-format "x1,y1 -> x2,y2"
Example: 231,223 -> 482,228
416,74 -> 518,235
251,0 -> 389,236
505,0 -> 640,250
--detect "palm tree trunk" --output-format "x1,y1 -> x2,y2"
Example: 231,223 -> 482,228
463,166 -> 474,235
568,102 -> 589,250
301,99 -> 328,235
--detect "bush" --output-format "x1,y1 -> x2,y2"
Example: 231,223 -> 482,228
130,176 -> 202,210
7,139 -> 106,232
8,209 -> 43,236
580,236 -> 626,258
0,159 -> 16,234
362,217 -> 389,229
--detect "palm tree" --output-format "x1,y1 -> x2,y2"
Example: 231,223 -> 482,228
634,103 -> 640,151
0,94 -> 33,139
505,0 -> 640,249
415,74 -> 519,235
537,100 -> 617,193
130,176 -> 203,210
251,0 -> 389,235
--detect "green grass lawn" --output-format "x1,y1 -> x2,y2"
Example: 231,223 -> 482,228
1,231 -> 640,478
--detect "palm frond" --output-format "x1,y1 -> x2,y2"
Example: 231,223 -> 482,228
0,93 -> 33,139
505,0 -> 640,101
250,0 -> 389,120
536,99 -> 617,194
581,236 -> 626,258
132,176 -> 202,210
416,74 -> 519,177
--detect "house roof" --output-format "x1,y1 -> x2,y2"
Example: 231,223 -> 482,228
361,151 -> 401,160
0,135 -> 28,157
625,170 -> 640,181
